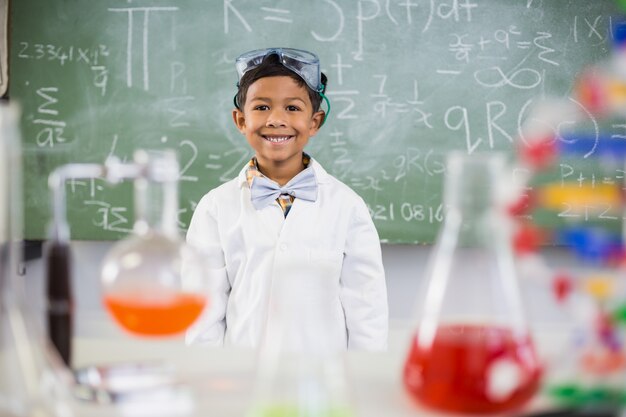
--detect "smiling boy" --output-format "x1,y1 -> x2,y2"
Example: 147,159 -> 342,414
186,48 -> 388,351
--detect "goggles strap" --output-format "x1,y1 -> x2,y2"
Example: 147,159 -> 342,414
319,91 -> 331,127
233,93 -> 240,109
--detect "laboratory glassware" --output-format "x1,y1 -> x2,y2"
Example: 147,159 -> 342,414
0,102 -> 74,417
47,161 -> 101,366
403,151 -> 543,414
247,273 -> 355,417
100,150 -> 210,337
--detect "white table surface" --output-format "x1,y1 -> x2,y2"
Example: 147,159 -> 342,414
73,338 -> 410,417
68,322 -> 565,417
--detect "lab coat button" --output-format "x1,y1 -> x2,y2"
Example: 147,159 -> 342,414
279,243 -> 288,251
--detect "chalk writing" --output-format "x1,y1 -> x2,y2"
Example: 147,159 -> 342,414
311,0 -> 344,41
108,6 -> 179,90
11,0 -> 622,243
223,0 -> 252,33
423,0 -> 478,33
91,66 -> 109,96
33,87 -> 69,148
178,140 -> 199,182
327,90 -> 359,119
559,164 -> 626,190
261,7 -> 292,23
367,202 -> 447,224
17,42 -> 109,66
84,200 -> 132,233
572,15 -> 613,44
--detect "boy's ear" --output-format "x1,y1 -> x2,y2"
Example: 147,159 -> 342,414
232,108 -> 246,133
309,110 -> 325,136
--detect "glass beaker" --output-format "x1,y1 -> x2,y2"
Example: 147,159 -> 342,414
403,152 -> 543,415
247,274 -> 355,417
100,150 -> 209,337
0,103 -> 74,417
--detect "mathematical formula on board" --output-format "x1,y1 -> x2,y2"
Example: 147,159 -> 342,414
11,0 -> 624,242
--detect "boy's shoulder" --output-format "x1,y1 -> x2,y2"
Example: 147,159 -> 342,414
312,159 -> 363,202
195,174 -> 242,210
205,175 -> 241,199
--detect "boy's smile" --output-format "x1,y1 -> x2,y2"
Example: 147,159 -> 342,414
262,135 -> 292,143
233,76 -> 324,185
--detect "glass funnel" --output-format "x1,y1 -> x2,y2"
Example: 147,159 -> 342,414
0,103 -> 74,417
100,150 -> 209,337
403,151 -> 543,415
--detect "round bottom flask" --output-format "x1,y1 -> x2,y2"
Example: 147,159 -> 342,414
101,151 -> 209,337
102,231 -> 208,336
403,152 -> 543,414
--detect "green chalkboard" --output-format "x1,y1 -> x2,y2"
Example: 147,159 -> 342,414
9,0 -> 625,243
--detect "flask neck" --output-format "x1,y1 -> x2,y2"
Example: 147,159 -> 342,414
133,177 -> 179,237
445,155 -> 503,210
419,152 -> 528,332
442,153 -> 506,243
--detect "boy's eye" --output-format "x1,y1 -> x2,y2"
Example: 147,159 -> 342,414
253,105 -> 269,111
287,105 -> 301,111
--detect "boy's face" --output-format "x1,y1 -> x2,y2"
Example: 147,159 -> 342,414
232,75 -> 324,175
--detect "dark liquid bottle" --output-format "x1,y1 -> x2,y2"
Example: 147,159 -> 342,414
402,152 -> 542,414
46,241 -> 73,366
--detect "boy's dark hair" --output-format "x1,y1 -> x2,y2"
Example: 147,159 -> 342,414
235,53 -> 327,112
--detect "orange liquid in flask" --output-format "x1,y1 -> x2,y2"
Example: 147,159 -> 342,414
403,324 -> 542,414
104,292 -> 207,336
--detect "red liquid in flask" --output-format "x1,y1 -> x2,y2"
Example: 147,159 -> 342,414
403,324 -> 542,414
104,292 -> 207,336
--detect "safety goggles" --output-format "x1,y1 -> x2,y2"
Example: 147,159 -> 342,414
235,48 -> 324,93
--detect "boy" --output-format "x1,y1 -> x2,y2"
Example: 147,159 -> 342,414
186,48 -> 388,351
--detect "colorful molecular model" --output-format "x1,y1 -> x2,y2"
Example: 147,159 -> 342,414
510,24 -> 626,410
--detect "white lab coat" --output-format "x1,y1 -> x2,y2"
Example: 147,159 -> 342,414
185,158 -> 388,352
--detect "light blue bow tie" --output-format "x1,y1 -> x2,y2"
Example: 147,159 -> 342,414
250,166 -> 318,210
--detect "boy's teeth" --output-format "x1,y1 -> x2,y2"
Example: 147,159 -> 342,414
265,136 -> 290,143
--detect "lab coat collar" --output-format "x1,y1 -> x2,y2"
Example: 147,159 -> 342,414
237,157 -> 330,188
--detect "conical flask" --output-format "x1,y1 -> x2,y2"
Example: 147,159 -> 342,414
403,151 -> 543,415
0,103 -> 74,417
101,150 -> 210,337
247,274 -> 355,417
